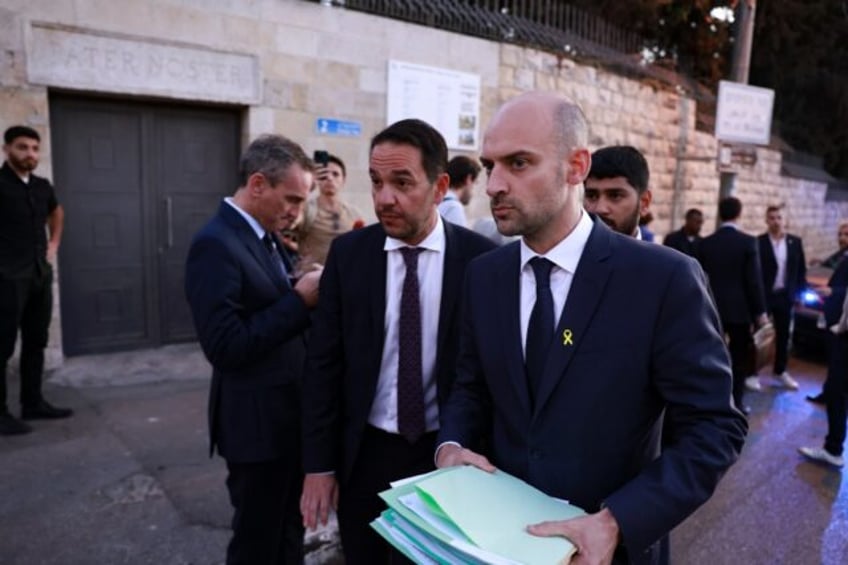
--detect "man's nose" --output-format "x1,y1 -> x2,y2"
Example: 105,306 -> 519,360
485,167 -> 506,197
373,185 -> 394,206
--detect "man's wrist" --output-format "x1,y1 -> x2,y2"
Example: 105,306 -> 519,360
598,507 -> 622,544
434,441 -> 462,467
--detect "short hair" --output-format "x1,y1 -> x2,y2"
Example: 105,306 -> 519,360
553,100 -> 589,157
239,134 -> 312,186
718,197 -> 742,221
446,155 -> 481,188
587,146 -> 650,194
685,208 -> 703,220
765,205 -> 782,215
326,154 -> 346,178
4,125 -> 40,145
371,119 -> 448,183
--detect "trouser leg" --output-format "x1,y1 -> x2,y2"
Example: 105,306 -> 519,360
338,426 -> 436,565
0,277 -> 28,412
768,292 -> 791,374
225,458 -> 304,565
824,334 -> 848,456
725,323 -> 754,408
18,270 -> 52,408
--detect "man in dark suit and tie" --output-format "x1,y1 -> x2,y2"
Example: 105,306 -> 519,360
663,208 -> 704,257
755,205 -> 806,390
698,197 -> 768,413
299,119 -> 495,564
436,92 -> 747,564
184,135 -> 322,565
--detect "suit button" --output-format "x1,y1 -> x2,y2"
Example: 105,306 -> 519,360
530,449 -> 543,460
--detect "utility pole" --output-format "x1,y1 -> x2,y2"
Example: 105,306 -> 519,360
718,0 -> 757,204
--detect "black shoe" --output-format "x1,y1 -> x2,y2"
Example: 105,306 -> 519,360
806,393 -> 826,405
21,400 -> 73,420
0,412 -> 32,435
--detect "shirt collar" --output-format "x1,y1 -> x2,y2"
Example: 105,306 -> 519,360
720,221 -> 739,230
224,197 -> 267,241
519,210 -> 593,274
384,213 -> 446,253
443,192 -> 458,202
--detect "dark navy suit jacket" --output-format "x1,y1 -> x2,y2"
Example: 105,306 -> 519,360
699,225 -> 766,325
438,218 -> 747,564
757,233 -> 806,301
301,221 -> 496,482
185,202 -> 311,463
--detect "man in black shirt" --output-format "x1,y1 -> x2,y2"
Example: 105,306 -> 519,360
0,125 -> 72,435
663,208 -> 704,258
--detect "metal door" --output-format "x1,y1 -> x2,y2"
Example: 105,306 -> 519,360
50,96 -> 239,355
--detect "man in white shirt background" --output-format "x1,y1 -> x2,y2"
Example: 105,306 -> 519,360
753,205 -> 806,391
437,155 -> 480,227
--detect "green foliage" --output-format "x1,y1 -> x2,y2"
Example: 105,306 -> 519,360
563,0 -> 735,87
561,0 -> 848,179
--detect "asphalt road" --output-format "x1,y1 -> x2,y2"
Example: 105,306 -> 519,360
0,345 -> 845,564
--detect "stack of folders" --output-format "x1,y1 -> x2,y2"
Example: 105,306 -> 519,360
370,465 -> 586,564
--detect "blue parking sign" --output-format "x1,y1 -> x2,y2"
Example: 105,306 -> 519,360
315,118 -> 362,137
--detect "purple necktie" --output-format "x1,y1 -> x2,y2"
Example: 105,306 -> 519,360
397,247 -> 425,443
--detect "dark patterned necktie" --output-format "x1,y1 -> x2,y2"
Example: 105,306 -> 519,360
526,257 -> 555,401
262,233 -> 289,283
397,247 -> 425,443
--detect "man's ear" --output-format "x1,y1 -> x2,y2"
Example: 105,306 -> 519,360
434,172 -> 450,205
246,172 -> 268,196
566,148 -> 591,186
640,189 -> 653,215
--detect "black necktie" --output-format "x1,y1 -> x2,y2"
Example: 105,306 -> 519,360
526,257 -> 555,401
397,247 -> 425,443
262,233 -> 289,283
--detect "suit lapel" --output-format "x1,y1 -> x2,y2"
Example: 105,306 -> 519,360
368,227 -> 389,381
268,232 -> 293,289
497,243 -> 532,418
762,235 -> 777,272
534,222 -> 613,416
436,223 -> 462,366
219,203 -> 286,290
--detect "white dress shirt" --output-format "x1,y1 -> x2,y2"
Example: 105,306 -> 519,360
438,192 -> 467,227
369,215 -> 446,433
769,235 -> 787,291
519,211 -> 594,356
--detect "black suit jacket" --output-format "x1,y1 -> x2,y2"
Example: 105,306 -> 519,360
662,228 -> 701,258
438,218 -> 746,563
698,225 -> 766,325
185,202 -> 311,463
757,233 -> 806,301
301,221 -> 495,482
825,259 -> 848,325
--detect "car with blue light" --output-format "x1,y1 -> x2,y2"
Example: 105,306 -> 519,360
792,265 -> 832,353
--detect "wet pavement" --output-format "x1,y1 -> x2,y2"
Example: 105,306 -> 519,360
0,345 -> 845,564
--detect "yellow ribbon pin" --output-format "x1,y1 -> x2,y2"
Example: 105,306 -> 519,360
562,329 -> 574,346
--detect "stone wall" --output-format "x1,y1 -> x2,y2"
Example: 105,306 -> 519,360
491,43 -> 844,260
1,0 -> 844,367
